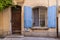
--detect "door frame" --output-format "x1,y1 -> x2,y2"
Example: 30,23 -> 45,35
10,5 -> 24,35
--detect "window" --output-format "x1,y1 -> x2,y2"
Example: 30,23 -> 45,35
32,6 -> 47,27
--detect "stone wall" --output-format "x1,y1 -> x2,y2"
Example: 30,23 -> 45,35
0,12 -> 3,35
24,0 -> 57,8
58,14 -> 60,37
0,7 -> 11,36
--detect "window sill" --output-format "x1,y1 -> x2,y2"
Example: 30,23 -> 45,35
31,27 -> 49,30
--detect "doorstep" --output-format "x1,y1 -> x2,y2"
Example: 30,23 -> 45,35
6,34 -> 24,38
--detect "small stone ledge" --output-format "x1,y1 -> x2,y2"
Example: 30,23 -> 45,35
31,27 -> 49,30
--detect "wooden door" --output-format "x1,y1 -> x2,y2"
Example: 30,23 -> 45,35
11,6 -> 21,34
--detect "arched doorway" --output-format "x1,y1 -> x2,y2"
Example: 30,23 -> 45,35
11,5 -> 21,34
32,6 -> 47,27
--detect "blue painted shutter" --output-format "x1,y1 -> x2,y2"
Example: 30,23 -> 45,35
48,6 -> 56,28
24,6 -> 32,28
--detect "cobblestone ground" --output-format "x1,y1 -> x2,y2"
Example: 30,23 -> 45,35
0,37 -> 60,40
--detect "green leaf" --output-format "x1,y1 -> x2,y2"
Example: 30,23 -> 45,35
0,0 -> 12,11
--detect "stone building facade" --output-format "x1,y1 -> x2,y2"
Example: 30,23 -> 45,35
0,0 -> 60,37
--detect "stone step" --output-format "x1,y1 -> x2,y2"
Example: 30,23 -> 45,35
24,32 -> 57,37
6,35 -> 24,38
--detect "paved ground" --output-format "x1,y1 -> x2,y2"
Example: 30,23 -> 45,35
0,37 -> 60,40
